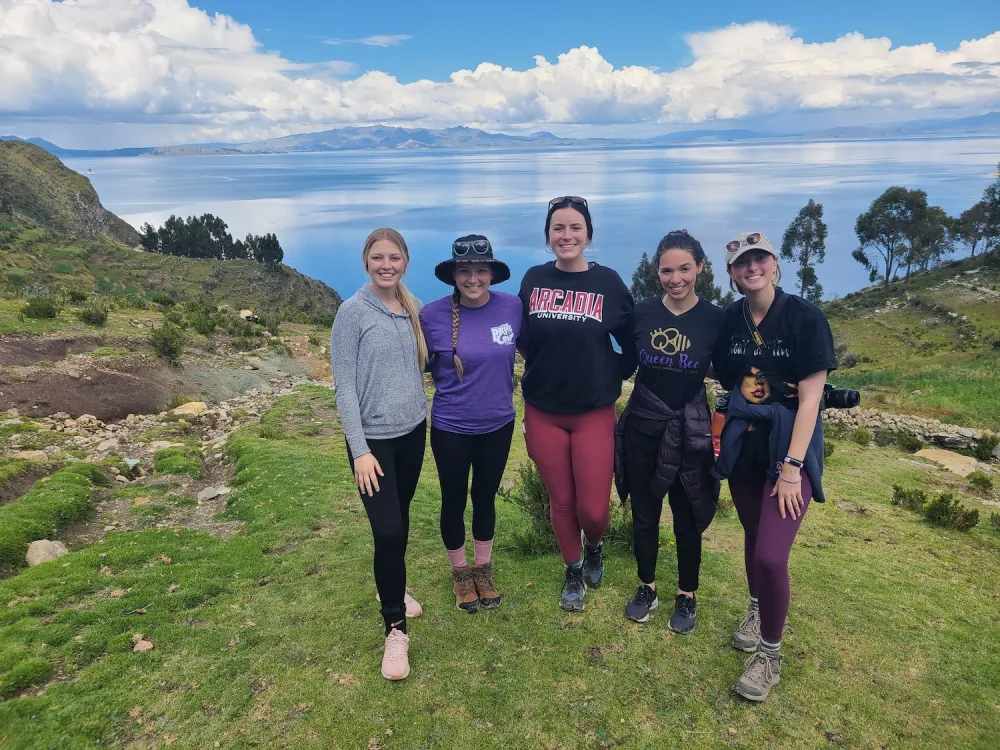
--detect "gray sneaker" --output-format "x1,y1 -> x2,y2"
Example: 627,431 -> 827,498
732,608 -> 760,652
733,649 -> 781,702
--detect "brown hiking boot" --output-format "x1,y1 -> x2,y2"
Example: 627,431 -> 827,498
452,567 -> 479,613
471,563 -> 502,609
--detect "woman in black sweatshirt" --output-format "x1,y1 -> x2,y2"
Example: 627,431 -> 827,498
518,196 -> 634,612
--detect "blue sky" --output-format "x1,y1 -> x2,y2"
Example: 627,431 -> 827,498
1,0 -> 998,147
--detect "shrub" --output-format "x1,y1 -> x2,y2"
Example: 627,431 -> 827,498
968,471 -> 994,495
257,311 -> 282,336
163,309 -> 185,327
66,290 -> 89,304
974,434 -> 999,462
923,493 -> 979,531
891,484 -> 927,513
873,429 -> 923,453
20,298 -> 59,319
308,334 -> 321,347
118,295 -> 148,310
149,322 -> 183,364
991,512 -> 1000,533
148,291 -> 175,307
76,301 -> 108,326
188,310 -> 216,335
823,440 -> 835,459
850,427 -> 872,447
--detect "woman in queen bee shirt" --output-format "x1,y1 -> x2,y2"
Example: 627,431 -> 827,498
518,197 -> 634,612
420,236 -> 522,614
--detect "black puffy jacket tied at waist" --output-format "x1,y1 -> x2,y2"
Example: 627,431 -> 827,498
614,381 -> 720,533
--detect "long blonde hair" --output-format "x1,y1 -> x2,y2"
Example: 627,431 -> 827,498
362,228 -> 428,370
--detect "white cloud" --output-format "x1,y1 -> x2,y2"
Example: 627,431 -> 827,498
322,34 -> 412,47
1,1 -> 998,143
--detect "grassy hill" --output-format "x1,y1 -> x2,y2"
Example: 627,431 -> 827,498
823,252 -> 1000,430
0,141 -> 138,246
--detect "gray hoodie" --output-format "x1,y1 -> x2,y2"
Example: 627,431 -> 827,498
330,285 -> 427,458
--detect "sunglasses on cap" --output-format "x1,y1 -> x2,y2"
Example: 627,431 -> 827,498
725,233 -> 763,254
453,238 -> 492,256
548,196 -> 589,210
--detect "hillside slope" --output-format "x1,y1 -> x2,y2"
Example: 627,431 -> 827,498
823,253 -> 1000,429
0,141 -> 138,246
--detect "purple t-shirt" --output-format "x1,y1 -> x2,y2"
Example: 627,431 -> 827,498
419,291 -> 522,435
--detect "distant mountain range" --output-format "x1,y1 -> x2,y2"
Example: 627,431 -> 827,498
4,112 -> 1000,157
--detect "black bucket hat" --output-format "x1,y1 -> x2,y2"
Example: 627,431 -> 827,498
434,234 -> 511,285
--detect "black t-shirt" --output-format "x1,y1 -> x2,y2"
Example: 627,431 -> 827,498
627,296 -> 726,410
518,261 -> 634,414
715,288 -> 837,471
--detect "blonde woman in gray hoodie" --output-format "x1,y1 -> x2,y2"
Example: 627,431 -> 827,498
331,228 -> 429,681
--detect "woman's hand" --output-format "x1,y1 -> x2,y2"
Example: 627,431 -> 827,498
771,464 -> 803,520
354,452 -> 384,497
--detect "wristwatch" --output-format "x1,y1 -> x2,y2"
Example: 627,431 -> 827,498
783,456 -> 804,468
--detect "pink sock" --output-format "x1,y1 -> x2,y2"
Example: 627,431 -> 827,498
474,539 -> 493,566
447,545 -> 468,569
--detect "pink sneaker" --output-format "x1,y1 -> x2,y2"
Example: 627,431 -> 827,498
375,591 -> 423,618
381,629 -> 410,681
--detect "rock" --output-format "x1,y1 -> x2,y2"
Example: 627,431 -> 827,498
131,635 -> 155,653
243,364 -> 258,371
115,475 -> 129,483
931,432 -> 965,449
148,441 -> 184,451
914,448 -> 979,477
0,418 -> 20,427
26,540 -> 70,566
170,401 -> 208,417
8,408 -> 19,417
13,450 -> 48,462
132,497 -> 151,506
98,439 -> 118,451
197,487 -> 221,501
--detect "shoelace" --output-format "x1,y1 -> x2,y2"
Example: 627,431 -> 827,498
742,651 -> 774,684
385,631 -> 408,661
455,569 -> 477,596
676,595 -> 695,617
736,609 -> 760,638
474,566 -> 497,591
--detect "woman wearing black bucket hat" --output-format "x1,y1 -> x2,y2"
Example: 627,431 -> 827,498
419,235 -> 523,614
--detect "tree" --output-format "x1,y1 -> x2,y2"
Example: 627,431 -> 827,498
0,175 -> 13,216
781,199 -> 827,301
228,238 -> 250,260
629,251 -> 733,306
983,163 -> 1000,255
956,201 -> 990,257
253,232 -> 284,269
139,222 -> 158,252
912,205 -> 954,272
854,186 -> 925,287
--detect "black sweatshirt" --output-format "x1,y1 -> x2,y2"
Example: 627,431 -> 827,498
518,261 -> 634,414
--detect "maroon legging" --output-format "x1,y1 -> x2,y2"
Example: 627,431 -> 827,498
524,403 -> 616,564
729,472 -> 812,644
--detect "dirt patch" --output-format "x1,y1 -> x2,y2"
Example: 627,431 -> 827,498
0,337 -> 99,366
0,467 -> 48,507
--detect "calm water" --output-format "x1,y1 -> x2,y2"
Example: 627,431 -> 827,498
66,138 -> 1000,304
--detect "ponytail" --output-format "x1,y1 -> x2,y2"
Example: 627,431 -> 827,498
395,282 -> 428,371
450,287 -> 465,381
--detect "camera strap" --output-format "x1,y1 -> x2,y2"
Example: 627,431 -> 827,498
742,292 -> 790,350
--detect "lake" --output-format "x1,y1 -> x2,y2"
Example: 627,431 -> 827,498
66,137 -> 1000,304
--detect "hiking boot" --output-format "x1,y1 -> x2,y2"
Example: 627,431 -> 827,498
471,562 -> 501,609
560,565 -> 586,612
624,584 -> 659,623
380,628 -> 410,681
582,542 -> 604,588
732,608 -> 761,652
375,590 -> 423,618
733,649 -> 781,702
668,593 -> 697,635
452,567 -> 480,613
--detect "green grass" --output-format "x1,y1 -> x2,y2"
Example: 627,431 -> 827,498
152,447 -> 203,479
0,387 -> 997,747
0,464 -> 109,570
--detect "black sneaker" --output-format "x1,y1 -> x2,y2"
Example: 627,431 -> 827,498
668,593 -> 697,634
582,542 -> 604,588
624,584 -> 659,623
560,565 -> 586,612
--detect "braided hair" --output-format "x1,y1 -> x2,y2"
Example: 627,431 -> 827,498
451,286 -> 465,381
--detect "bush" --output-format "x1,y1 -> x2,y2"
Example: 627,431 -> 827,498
149,322 -> 183,364
118,295 -> 148,310
923,493 -> 979,531
873,429 -> 923,453
188,310 -> 216,335
991,512 -> 1000,533
148,291 -> 176,307
76,301 -> 108,326
20,298 -> 59,319
66,290 -> 89,304
968,471 -> 994,495
850,427 -> 872,447
257,311 -> 282,336
163,309 -> 185,328
823,440 -> 835,459
974,434 -> 999,462
891,484 -> 927,512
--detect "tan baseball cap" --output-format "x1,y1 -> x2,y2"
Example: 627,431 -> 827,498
725,231 -> 777,266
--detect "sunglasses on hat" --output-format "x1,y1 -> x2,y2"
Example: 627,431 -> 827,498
725,232 -> 763,254
548,196 -> 589,210
453,238 -> 492,256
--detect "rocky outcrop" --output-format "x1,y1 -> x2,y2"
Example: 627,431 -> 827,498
823,407 -> 996,456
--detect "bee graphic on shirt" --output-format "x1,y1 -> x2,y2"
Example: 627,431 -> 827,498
650,328 -> 690,356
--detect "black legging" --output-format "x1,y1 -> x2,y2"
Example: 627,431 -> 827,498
624,415 -> 702,591
430,421 -> 515,550
346,420 -> 426,631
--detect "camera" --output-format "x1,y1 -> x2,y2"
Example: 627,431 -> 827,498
821,383 -> 861,410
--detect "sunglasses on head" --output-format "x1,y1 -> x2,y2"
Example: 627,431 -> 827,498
725,233 -> 763,253
453,238 -> 491,256
548,195 -> 589,210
